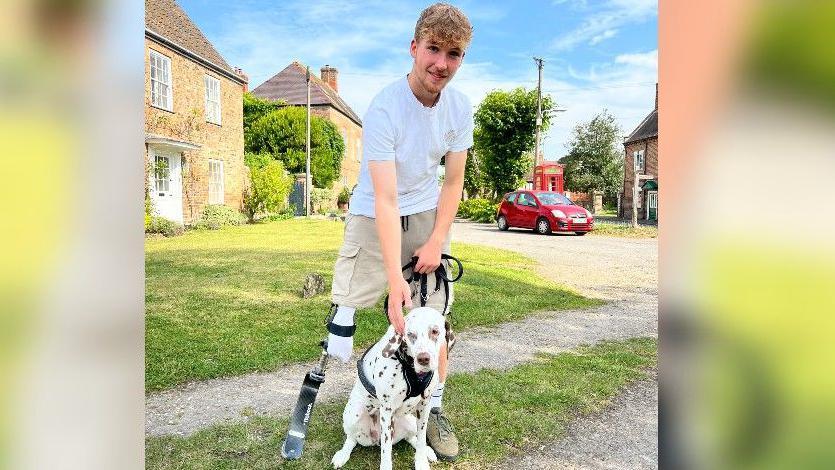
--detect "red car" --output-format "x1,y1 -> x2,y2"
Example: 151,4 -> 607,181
496,190 -> 594,235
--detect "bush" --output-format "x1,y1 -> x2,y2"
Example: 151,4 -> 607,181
146,216 -> 184,237
311,188 -> 334,214
337,186 -> 351,205
193,204 -> 247,230
261,205 -> 297,222
243,156 -> 294,222
457,198 -> 500,222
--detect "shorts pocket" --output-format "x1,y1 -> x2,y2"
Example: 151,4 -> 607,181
332,242 -> 362,297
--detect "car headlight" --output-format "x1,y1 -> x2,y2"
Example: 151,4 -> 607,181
584,208 -> 592,217
551,209 -> 566,218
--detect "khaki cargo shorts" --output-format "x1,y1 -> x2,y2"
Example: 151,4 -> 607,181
331,208 -> 455,316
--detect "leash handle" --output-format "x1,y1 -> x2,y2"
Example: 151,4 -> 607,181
381,254 -> 464,318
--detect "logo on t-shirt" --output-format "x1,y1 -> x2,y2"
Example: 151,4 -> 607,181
444,129 -> 457,146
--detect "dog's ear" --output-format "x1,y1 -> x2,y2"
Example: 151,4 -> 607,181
381,327 -> 403,358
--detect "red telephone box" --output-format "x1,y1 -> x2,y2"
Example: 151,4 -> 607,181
533,163 -> 564,193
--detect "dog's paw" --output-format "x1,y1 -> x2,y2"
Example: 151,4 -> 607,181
414,448 -> 435,470
331,449 -> 350,468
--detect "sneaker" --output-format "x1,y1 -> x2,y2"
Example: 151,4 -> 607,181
427,407 -> 459,461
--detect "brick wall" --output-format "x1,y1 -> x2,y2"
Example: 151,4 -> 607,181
620,137 -> 658,219
144,38 -> 246,224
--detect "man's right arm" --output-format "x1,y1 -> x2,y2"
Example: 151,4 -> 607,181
369,161 -> 412,334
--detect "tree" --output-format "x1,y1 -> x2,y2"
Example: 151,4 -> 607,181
246,107 -> 345,188
463,148 -> 485,199
242,152 -> 294,222
561,110 -> 623,199
243,92 -> 283,138
474,88 -> 555,199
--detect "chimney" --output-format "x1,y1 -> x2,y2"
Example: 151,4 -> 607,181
234,67 -> 250,92
321,65 -> 338,93
654,82 -> 658,110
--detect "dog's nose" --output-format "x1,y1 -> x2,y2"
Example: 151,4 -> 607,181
416,353 -> 430,366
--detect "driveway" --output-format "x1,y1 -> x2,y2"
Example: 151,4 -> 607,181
451,219 -> 657,303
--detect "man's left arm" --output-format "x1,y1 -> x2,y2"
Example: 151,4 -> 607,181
413,149 -> 467,273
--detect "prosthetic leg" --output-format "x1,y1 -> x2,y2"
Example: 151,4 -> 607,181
280,339 -> 330,460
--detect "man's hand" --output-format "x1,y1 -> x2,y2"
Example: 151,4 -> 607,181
386,277 -> 413,334
413,238 -> 442,274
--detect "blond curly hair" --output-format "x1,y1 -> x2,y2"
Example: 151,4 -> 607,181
414,3 -> 473,50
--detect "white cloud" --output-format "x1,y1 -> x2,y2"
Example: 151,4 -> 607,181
589,29 -> 618,45
550,0 -> 656,51
615,50 -> 658,68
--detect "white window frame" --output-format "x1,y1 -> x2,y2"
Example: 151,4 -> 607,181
204,75 -> 221,125
208,159 -> 224,204
154,155 -> 170,193
355,137 -> 361,162
634,150 -> 645,172
149,50 -> 173,111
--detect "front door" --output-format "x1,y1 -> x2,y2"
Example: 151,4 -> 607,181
149,150 -> 183,223
646,191 -> 658,221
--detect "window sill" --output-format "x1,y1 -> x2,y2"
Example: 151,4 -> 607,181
151,104 -> 175,114
206,120 -> 222,127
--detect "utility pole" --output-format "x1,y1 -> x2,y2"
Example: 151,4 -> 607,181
533,57 -> 544,172
305,66 -> 311,216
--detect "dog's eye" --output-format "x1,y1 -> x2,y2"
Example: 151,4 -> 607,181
430,328 -> 439,336
407,332 -> 417,342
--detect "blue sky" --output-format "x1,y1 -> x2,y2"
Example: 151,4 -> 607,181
178,0 -> 657,159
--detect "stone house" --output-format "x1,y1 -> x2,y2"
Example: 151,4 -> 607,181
620,85 -> 659,221
251,62 -> 363,196
144,0 -> 248,225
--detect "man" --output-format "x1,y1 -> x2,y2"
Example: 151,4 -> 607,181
323,3 -> 473,462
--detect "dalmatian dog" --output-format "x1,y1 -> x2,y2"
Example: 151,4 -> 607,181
332,306 -> 446,470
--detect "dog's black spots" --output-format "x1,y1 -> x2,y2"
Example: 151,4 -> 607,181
389,336 -> 396,344
383,366 -> 387,370
416,410 -> 421,419
385,406 -> 391,411
378,371 -> 383,377
391,384 -> 395,388
382,394 -> 388,399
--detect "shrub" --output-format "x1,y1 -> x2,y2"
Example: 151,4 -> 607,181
261,205 -> 297,222
193,204 -> 247,230
457,198 -> 500,223
243,156 -> 294,222
337,186 -> 351,205
311,188 -> 334,214
146,216 -> 184,237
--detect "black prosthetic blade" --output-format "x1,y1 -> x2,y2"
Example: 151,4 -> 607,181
280,370 -> 325,460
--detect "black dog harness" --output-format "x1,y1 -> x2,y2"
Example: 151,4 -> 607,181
357,343 -> 434,399
357,254 -> 463,400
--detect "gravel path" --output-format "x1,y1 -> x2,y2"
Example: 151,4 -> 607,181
146,220 -> 658,448
495,373 -> 658,470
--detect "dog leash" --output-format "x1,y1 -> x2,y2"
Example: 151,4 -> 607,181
382,254 -> 463,319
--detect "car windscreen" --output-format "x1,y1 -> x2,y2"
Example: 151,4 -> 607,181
536,192 -> 573,205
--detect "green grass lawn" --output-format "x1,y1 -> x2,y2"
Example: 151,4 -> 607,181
146,219 -> 601,392
591,222 -> 658,238
145,337 -> 657,469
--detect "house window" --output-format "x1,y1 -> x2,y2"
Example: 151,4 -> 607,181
355,138 -> 361,162
208,159 -> 224,204
154,155 -> 169,192
150,50 -> 173,111
204,75 -> 221,125
634,150 -> 645,172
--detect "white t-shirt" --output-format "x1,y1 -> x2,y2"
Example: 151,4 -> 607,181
349,76 -> 474,218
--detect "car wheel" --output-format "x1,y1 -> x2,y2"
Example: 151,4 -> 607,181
575,231 -> 587,236
536,217 -> 552,235
497,215 -> 509,231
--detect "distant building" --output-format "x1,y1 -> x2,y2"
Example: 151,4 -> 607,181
144,0 -> 248,224
621,84 -> 659,221
252,62 -> 362,193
